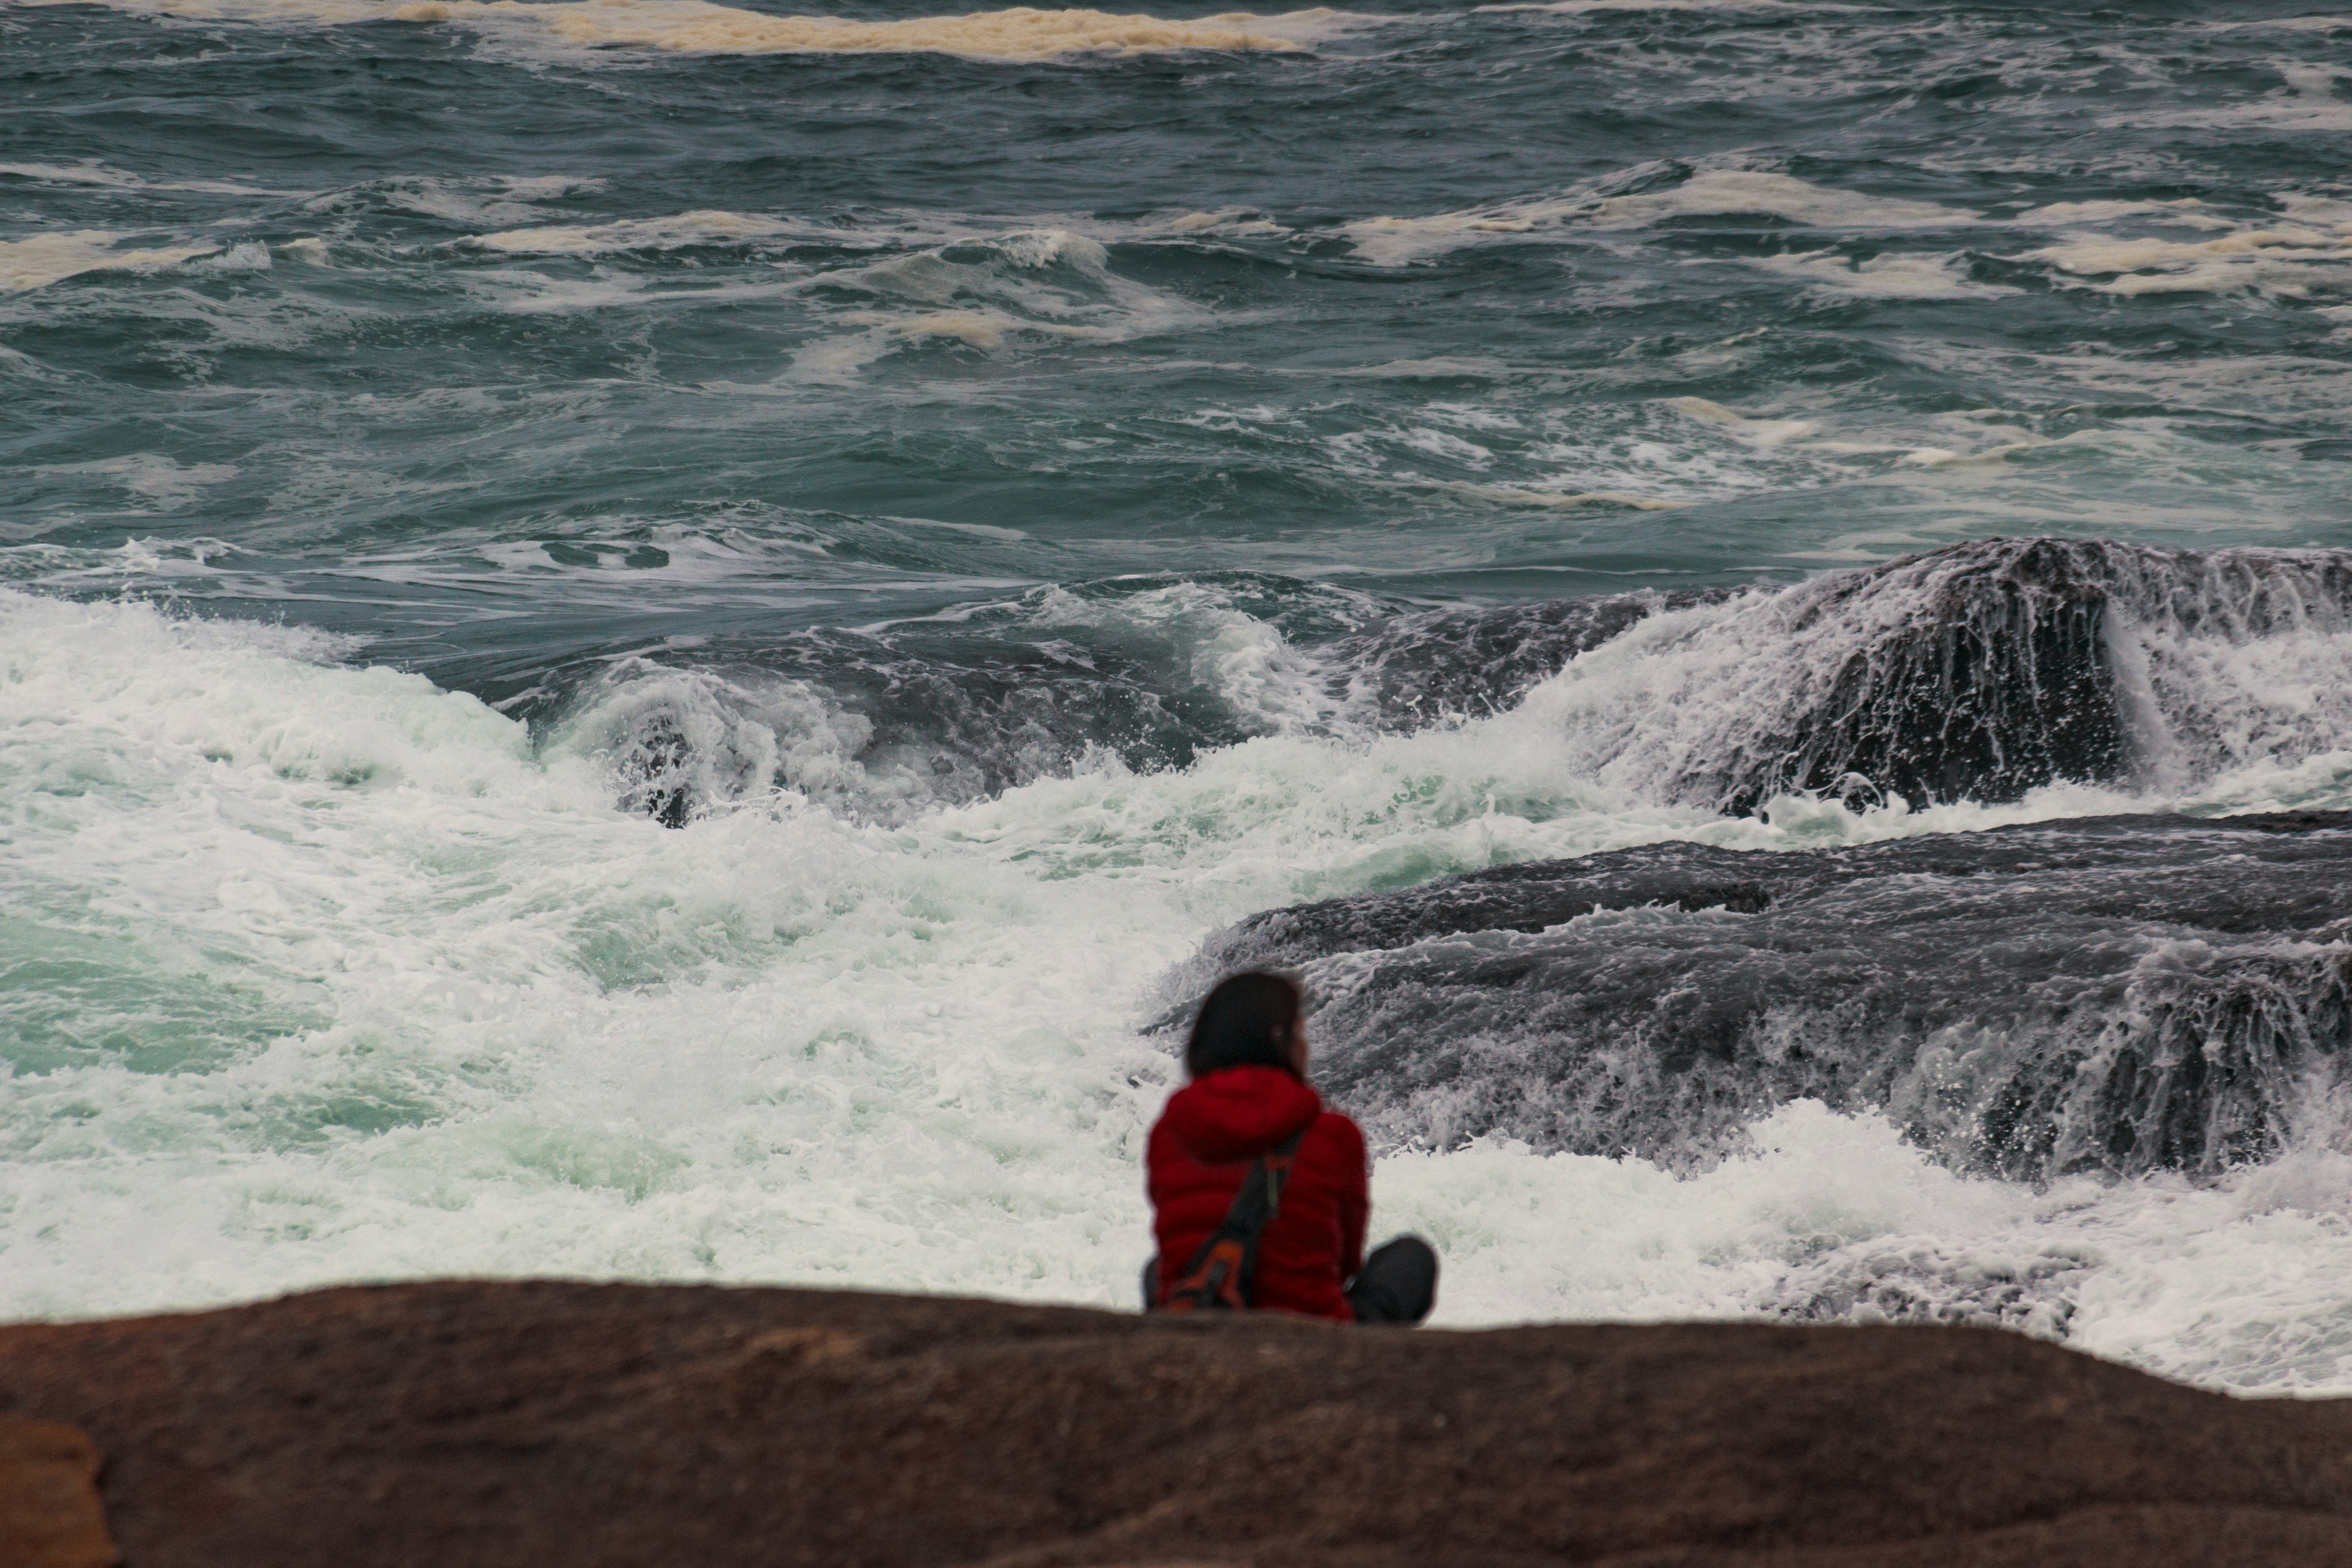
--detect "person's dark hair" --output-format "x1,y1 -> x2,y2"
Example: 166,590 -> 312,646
1184,971 -> 1304,1078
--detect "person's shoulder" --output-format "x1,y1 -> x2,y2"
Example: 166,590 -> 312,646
1309,1106 -> 1365,1155
1146,1101 -> 1182,1152
1296,1109 -> 1366,1191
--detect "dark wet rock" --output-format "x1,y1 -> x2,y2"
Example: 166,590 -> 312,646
1177,811 -> 2352,1177
1705,538 -> 2129,813
1636,539 -> 2352,815
7,1281 -> 2352,1568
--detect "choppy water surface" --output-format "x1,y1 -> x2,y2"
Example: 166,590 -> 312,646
8,0 -> 2352,1390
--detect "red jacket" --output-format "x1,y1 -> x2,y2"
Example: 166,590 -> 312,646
1147,1065 -> 1368,1321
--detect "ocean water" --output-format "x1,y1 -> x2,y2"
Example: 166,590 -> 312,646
7,0 -> 2352,1392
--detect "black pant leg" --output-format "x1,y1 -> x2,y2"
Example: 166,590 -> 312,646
1140,1257 -> 1159,1312
1346,1235 -> 1437,1324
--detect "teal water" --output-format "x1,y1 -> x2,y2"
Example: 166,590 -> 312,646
9,0 -> 2352,1388
11,0 -> 2352,667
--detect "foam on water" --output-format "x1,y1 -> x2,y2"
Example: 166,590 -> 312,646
0,230 -> 225,294
1379,1102 -> 2352,1392
461,211 -> 803,257
2024,199 -> 2352,300
1344,168 -> 1975,268
2115,60 -> 2352,134
1343,159 -> 2352,311
1473,0 -> 1839,13
784,226 -> 1212,380
0,163 -> 308,199
24,0 -> 1357,60
8,582 -> 2352,1393
1748,250 -> 2019,301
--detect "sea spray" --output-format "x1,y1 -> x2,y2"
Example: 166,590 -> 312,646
5,581 -> 2352,1395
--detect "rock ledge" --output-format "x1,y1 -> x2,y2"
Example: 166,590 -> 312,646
5,1280 -> 2351,1567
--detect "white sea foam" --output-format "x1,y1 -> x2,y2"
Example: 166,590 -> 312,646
2200,15 -> 2352,33
1151,207 -> 1288,238
1326,356 -> 1516,379
2114,61 -> 2352,132
29,455 -> 242,505
2018,195 -> 2352,299
1408,480 -> 1683,511
469,0 -> 1350,58
1474,0 -> 1861,14
0,162 -> 309,198
1345,169 -> 1970,266
462,209 -> 800,256
1344,163 -> 2352,310
362,174 -> 603,226
2008,198 -> 2233,230
0,229 -> 221,293
26,0 -> 1355,60
5,586 -> 2352,1397
1578,170 -> 1967,230
785,227 -> 1207,379
1749,249 -> 2019,300
1299,385 -> 1868,514
1399,1102 -> 2352,1392
1665,395 -> 1818,447
194,240 -> 273,274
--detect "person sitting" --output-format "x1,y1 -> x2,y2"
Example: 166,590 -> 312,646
1143,970 -> 1437,1323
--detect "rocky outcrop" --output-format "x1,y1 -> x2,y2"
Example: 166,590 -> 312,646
1174,810 -> 2352,1177
1699,537 -> 2132,813
1618,539 -> 2352,815
5,1281 -> 2352,1567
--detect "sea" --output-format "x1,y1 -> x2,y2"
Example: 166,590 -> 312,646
7,0 -> 2352,1394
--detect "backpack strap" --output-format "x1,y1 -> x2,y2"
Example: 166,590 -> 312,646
1157,1124 -> 1310,1313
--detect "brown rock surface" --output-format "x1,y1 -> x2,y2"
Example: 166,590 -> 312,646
3,1281 -> 2351,1567
0,1417 -> 118,1568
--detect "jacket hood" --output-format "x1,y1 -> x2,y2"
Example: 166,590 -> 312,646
1161,1065 -> 1322,1163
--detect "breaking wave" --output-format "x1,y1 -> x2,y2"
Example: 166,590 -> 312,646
1536,539 -> 2352,815
578,539 -> 2352,827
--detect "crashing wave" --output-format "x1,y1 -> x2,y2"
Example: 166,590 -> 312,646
1321,587 -> 1731,728
1533,538 -> 2352,815
564,538 -> 2352,826
558,578 -> 1733,823
544,597 -> 1287,824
